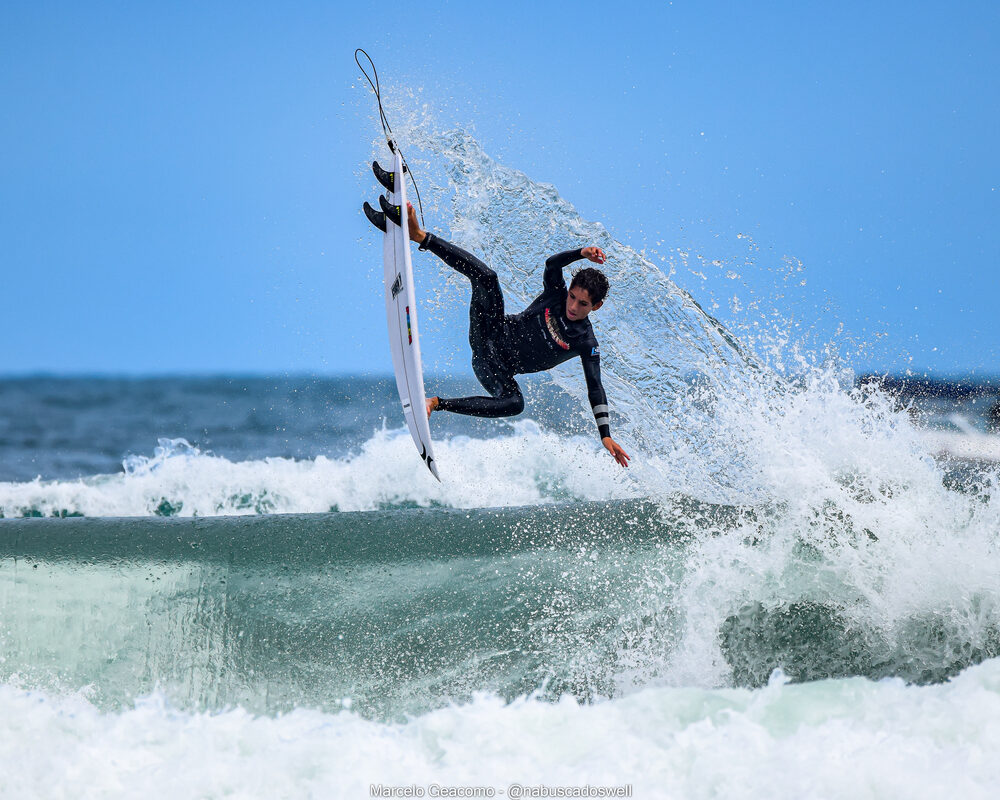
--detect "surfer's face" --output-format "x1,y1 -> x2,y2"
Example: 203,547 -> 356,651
565,286 -> 602,321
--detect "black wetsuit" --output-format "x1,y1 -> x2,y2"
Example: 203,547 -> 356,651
420,233 -> 611,440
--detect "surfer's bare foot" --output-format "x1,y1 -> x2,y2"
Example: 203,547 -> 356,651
407,202 -> 427,245
426,396 -> 439,418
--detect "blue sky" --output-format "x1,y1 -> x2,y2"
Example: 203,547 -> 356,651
2,0 -> 997,376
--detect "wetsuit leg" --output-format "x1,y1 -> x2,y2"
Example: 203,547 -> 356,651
423,234 -> 505,332
423,234 -> 525,418
437,372 -> 524,418
439,333 -> 524,417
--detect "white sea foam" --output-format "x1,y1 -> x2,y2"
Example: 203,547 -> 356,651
2,659 -> 999,799
0,421 -> 636,518
652,369 -> 1000,687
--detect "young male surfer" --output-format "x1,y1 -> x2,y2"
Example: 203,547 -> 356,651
366,201 -> 630,468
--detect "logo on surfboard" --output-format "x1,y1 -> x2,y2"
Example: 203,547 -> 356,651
390,273 -> 403,299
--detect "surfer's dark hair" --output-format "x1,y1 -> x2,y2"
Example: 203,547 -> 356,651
570,267 -> 609,304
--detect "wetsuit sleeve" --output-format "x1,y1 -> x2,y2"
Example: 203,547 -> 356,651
543,249 -> 585,292
581,348 -> 611,439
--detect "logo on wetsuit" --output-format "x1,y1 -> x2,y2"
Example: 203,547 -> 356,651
544,308 -> 570,350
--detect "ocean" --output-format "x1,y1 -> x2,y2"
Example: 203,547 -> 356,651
3,113 -> 1000,798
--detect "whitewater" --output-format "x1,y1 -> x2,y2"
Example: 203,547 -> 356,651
2,101 -> 1000,797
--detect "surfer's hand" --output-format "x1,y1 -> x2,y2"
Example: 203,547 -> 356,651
602,436 -> 630,467
426,396 -> 439,419
581,247 -> 606,265
407,202 -> 427,244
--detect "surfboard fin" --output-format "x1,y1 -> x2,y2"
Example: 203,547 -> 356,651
378,194 -> 403,228
363,201 -> 386,233
372,160 -> 395,192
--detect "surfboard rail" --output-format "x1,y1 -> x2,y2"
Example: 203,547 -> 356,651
380,148 -> 440,480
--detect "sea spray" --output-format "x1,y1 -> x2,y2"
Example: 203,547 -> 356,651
381,109 -> 773,504
369,98 -> 1000,693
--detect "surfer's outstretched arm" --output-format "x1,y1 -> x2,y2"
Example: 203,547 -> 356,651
543,250 -> 582,291
543,247 -> 607,291
582,352 -> 610,439
581,350 -> 630,467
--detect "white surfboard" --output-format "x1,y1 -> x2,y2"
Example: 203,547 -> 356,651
381,148 -> 439,480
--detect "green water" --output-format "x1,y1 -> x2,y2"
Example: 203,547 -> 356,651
1,500 -> 687,719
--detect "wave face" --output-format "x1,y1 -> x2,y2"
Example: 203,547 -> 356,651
3,495 -> 1000,721
2,501 -> 669,718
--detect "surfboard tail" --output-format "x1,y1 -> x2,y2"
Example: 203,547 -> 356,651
419,445 -> 441,481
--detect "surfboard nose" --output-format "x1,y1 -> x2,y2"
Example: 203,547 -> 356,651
363,201 -> 386,232
378,194 -> 403,228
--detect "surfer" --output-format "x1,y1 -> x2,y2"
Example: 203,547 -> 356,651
375,201 -> 630,468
